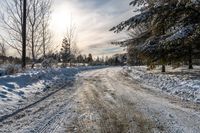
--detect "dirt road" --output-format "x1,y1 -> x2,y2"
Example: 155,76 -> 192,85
1,67 -> 200,133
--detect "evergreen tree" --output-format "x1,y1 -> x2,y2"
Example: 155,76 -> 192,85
87,53 -> 93,64
111,0 -> 200,71
60,37 -> 71,63
77,55 -> 84,63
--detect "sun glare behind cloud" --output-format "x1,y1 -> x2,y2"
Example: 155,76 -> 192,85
50,4 -> 73,35
48,0 -> 132,56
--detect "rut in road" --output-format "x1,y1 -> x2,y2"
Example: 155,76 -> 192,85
68,68 -> 200,133
0,82 -> 78,133
0,68 -> 200,133
71,70 -> 158,133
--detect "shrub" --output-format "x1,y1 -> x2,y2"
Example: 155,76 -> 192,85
5,64 -> 20,75
42,58 -> 58,68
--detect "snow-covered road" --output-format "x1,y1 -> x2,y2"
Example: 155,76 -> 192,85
0,67 -> 200,133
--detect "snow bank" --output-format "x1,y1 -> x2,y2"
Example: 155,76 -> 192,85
0,64 -> 21,76
0,66 -> 102,117
122,66 -> 200,103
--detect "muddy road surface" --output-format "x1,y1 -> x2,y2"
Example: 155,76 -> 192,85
0,68 -> 200,133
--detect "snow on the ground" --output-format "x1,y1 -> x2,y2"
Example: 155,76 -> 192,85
122,66 -> 200,103
0,66 -> 102,117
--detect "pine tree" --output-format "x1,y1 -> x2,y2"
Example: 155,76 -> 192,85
60,37 -> 71,63
87,53 -> 93,64
77,55 -> 84,63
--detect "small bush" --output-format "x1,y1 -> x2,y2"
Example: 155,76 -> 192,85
0,69 -> 6,76
147,64 -> 156,71
5,64 -> 20,75
42,58 -> 58,68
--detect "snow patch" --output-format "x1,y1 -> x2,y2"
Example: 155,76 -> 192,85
0,66 -> 103,117
123,66 -> 200,103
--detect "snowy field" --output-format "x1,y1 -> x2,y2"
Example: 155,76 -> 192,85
122,66 -> 200,103
0,66 -> 103,118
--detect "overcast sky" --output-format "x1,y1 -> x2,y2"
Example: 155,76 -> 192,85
50,0 -> 133,57
0,0 -> 133,57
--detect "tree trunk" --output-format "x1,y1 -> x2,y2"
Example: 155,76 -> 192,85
22,0 -> 27,69
188,44 -> 193,69
162,65 -> 166,73
31,30 -> 36,69
161,25 -> 166,73
42,26 -> 46,58
43,40 -> 46,58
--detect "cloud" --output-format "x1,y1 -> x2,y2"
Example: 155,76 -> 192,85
72,0 -> 109,9
84,43 -> 125,57
52,0 -> 133,56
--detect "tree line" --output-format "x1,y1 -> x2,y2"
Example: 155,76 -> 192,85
111,0 -> 200,72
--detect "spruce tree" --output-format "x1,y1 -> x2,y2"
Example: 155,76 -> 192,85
111,0 -> 200,71
60,37 -> 71,63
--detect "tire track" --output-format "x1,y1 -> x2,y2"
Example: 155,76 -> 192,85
1,67 -> 199,133
19,85 -> 78,133
34,98 -> 74,133
0,86 -> 65,123
73,74 -> 155,133
0,80 -> 77,133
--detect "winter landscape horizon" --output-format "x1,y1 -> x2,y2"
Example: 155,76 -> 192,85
0,0 -> 200,133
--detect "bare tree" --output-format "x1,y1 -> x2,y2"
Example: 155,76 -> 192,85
0,0 -> 28,56
1,0 -> 27,68
1,0 -> 52,68
28,0 -> 42,65
28,0 -> 52,68
71,43 -> 81,58
0,0 -> 30,68
60,19 -> 77,65
40,0 -> 52,58
63,16 -> 77,53
65,21 -> 76,48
